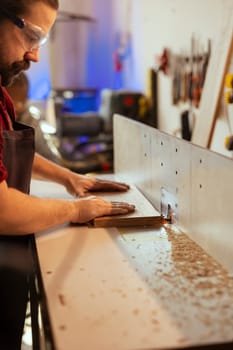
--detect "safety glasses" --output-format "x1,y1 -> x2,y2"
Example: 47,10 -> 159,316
0,8 -> 48,51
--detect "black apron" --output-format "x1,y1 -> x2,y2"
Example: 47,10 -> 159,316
0,120 -> 35,350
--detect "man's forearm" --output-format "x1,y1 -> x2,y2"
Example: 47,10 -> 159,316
32,152 -> 72,186
0,183 -> 76,235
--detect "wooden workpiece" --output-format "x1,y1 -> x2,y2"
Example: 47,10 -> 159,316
91,184 -> 162,227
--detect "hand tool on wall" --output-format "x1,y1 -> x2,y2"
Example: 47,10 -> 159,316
224,73 -> 233,151
171,36 -> 210,108
225,73 -> 233,103
148,48 -> 170,127
181,109 -> 192,140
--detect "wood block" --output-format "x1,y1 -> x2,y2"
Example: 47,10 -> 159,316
90,185 -> 162,227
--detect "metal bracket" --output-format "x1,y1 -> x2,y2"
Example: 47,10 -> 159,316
160,187 -> 178,224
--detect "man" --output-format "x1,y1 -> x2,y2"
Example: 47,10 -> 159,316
0,0 -> 135,236
0,0 -> 135,348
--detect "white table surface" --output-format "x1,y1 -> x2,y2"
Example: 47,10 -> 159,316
30,180 -> 233,350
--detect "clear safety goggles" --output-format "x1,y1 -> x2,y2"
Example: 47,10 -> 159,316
1,8 -> 49,51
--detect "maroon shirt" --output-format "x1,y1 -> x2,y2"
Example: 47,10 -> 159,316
0,85 -> 16,183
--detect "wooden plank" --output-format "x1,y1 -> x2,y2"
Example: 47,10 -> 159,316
191,0 -> 233,147
91,184 -> 162,227
92,215 -> 162,227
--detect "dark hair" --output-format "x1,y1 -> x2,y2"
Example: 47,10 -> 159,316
0,0 -> 59,18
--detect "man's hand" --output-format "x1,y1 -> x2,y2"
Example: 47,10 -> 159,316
72,196 -> 135,223
65,173 -> 130,197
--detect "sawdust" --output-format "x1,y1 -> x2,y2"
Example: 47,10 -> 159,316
164,225 -> 233,292
141,225 -> 233,342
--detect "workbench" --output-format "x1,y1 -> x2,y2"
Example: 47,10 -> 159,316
30,115 -> 233,350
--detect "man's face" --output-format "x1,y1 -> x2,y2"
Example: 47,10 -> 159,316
0,2 -> 57,86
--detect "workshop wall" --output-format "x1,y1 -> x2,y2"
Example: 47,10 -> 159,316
111,0 -> 233,156
50,0 -> 124,90
26,1 -> 88,99
27,0 -> 232,156
28,0 -> 116,98
49,0 -> 94,89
